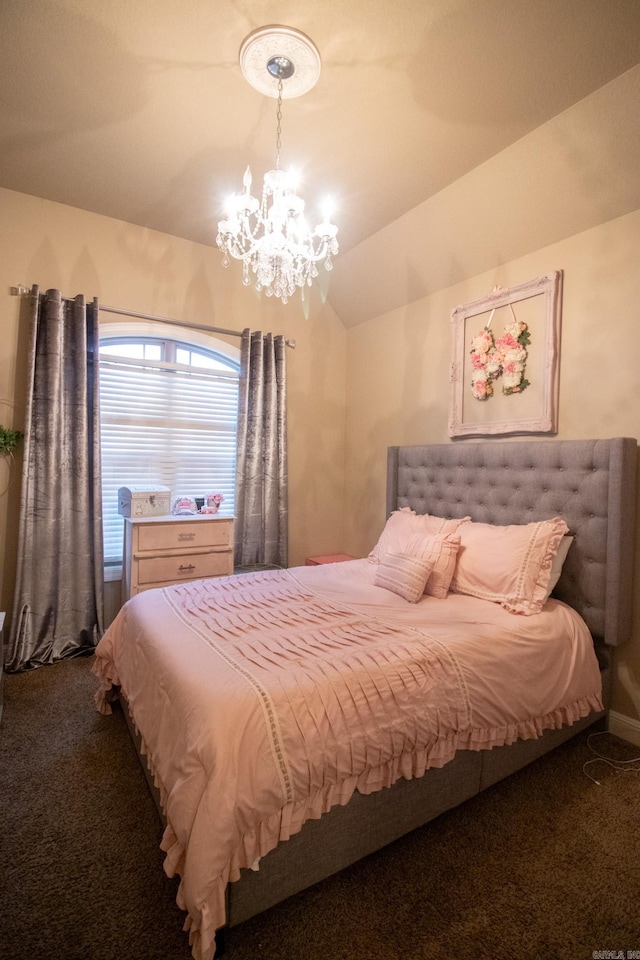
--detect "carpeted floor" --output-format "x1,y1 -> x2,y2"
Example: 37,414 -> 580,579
1,655 -> 639,960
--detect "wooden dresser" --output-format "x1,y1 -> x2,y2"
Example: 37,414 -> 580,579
122,515 -> 234,600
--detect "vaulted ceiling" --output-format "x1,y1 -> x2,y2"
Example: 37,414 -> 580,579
2,0 -> 640,323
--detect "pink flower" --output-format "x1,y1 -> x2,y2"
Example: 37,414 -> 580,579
496,332 -> 518,350
472,379 -> 491,400
469,319 -> 530,401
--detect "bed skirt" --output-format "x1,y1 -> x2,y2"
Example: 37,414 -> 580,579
116,686 -> 606,929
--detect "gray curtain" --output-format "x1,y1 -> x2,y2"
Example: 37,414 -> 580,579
235,329 -> 288,568
6,286 -> 104,671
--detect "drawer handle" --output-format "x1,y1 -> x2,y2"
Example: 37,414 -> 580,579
178,564 -> 196,572
178,533 -> 196,541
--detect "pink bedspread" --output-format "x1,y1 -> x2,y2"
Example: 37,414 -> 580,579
92,560 -> 602,960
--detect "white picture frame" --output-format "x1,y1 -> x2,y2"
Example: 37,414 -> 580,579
448,271 -> 563,439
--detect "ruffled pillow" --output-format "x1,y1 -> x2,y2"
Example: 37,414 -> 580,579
542,535 -> 574,602
369,508 -> 470,564
405,532 -> 462,599
374,551 -> 434,603
449,517 -> 570,615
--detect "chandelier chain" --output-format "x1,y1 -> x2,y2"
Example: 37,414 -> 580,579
275,79 -> 283,170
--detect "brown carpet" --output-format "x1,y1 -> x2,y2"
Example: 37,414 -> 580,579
1,655 -> 639,960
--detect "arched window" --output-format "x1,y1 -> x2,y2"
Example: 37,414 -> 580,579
99,323 -> 240,571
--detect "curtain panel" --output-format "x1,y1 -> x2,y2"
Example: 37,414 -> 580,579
6,286 -> 104,671
235,329 -> 288,568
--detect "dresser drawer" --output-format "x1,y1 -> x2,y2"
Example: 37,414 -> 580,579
137,551 -> 233,585
137,519 -> 232,553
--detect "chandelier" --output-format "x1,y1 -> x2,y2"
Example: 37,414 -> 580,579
216,26 -> 339,305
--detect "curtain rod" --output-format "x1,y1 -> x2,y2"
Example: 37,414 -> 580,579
100,304 -> 296,348
10,289 -> 295,348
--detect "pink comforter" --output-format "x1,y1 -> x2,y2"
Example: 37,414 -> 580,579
92,560 -> 602,960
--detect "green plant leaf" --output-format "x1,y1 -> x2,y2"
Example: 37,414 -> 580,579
0,425 -> 24,453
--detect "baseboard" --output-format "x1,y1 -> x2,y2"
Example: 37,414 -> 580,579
608,710 -> 640,748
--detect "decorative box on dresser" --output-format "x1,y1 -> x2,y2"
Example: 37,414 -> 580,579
122,515 -> 234,601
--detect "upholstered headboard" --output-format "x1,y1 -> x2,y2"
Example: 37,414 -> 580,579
386,438 -> 637,646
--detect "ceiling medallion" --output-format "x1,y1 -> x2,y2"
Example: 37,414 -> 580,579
239,25 -> 321,99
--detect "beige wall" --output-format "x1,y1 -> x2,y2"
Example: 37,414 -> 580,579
0,187 -> 347,626
343,207 -> 640,724
2,184 -> 639,730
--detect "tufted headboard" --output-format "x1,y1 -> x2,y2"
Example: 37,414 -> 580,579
386,438 -> 637,646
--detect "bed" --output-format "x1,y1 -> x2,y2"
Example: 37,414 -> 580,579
93,437 -> 637,960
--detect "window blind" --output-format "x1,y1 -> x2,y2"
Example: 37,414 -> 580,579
99,353 -> 239,564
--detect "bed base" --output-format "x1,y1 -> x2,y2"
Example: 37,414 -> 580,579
224,708 -> 606,927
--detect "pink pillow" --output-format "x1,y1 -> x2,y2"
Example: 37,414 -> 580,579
374,551 -> 434,603
369,508 -> 469,564
405,532 -> 461,599
450,517 -> 570,615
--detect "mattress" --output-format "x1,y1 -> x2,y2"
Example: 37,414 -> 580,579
92,560 -> 602,960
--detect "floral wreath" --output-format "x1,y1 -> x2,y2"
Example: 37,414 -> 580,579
469,308 -> 531,401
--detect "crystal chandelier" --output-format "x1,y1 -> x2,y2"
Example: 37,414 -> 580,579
216,27 -> 338,305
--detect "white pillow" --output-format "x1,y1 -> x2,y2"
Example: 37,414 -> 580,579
374,550 -> 434,603
542,535 -> 574,601
404,533 -> 462,599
